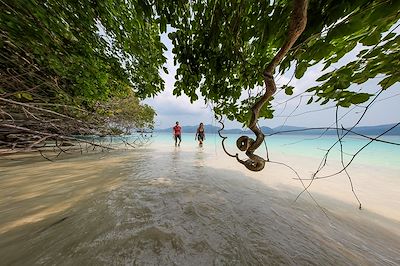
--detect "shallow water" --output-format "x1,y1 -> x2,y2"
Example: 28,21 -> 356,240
0,136 -> 399,265
153,132 -> 400,170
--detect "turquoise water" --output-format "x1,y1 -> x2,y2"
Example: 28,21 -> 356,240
1,133 -> 399,264
149,133 -> 400,170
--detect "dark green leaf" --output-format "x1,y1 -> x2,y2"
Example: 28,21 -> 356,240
295,62 -> 308,79
284,86 -> 294,95
316,73 -> 332,82
349,93 -> 371,104
378,76 -> 398,90
321,98 -> 329,105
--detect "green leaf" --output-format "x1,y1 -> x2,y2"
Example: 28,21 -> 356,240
322,61 -> 331,71
338,101 -> 351,108
259,104 -> 274,119
383,32 -> 395,41
316,72 -> 332,82
335,80 -> 350,89
378,76 -> 398,90
295,62 -> 308,79
349,93 -> 371,104
361,31 -> 381,46
321,98 -> 329,105
307,97 -> 313,104
160,16 -> 167,33
21,92 -> 33,100
306,86 -> 318,93
352,74 -> 369,84
284,86 -> 294,95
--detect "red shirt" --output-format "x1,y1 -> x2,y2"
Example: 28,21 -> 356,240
173,125 -> 182,135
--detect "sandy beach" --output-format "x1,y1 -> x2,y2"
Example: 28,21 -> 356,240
0,135 -> 399,265
155,138 -> 400,234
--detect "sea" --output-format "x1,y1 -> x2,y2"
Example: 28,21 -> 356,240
0,133 -> 399,265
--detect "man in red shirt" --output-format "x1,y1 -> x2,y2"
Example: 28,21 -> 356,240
172,121 -> 182,146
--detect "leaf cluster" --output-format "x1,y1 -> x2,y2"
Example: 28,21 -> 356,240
96,94 -> 156,133
1,0 -> 166,134
159,0 -> 399,123
287,0 -> 400,107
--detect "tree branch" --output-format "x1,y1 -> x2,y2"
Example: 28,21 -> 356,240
0,97 -> 82,122
236,0 -> 309,171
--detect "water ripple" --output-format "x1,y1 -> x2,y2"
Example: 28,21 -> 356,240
0,148 -> 399,265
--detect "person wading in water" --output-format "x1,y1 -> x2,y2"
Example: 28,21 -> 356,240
173,121 -> 182,146
195,122 -> 205,145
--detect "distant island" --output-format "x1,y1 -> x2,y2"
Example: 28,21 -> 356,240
155,123 -> 400,136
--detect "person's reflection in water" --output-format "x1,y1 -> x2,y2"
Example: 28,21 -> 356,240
194,145 -> 205,169
171,146 -> 181,174
172,146 -> 180,160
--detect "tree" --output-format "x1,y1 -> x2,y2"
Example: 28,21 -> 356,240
0,0 -> 165,153
154,0 -> 400,171
2,0 -> 399,164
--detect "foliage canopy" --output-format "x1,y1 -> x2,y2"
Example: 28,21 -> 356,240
1,0 -> 399,155
1,0 -> 166,102
153,0 -> 400,123
153,0 -> 400,171
1,0 -> 165,151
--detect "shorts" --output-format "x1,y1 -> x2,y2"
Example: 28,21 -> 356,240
197,133 -> 204,142
174,134 -> 181,141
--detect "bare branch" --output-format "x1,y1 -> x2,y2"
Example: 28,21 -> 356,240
0,97 -> 82,122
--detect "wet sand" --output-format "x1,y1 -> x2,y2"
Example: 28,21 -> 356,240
0,143 -> 399,265
206,147 -> 400,233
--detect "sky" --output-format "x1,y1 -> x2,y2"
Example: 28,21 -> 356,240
144,31 -> 400,130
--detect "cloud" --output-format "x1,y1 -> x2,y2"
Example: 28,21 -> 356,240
144,32 -> 214,128
145,29 -> 400,129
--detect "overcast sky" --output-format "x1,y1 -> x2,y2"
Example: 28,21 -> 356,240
144,31 -> 400,130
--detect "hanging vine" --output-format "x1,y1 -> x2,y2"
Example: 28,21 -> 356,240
234,0 -> 309,171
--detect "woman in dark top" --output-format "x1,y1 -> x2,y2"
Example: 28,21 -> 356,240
195,122 -> 205,145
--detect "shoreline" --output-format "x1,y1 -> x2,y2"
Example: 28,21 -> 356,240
207,149 -> 400,225
1,144 -> 399,264
139,141 -> 400,229
2,140 -> 399,233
